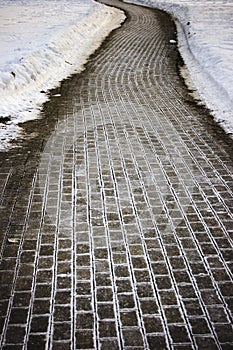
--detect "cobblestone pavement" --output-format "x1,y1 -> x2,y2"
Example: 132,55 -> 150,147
0,0 -> 233,349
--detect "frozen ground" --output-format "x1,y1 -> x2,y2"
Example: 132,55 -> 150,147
125,0 -> 233,136
0,0 -> 125,150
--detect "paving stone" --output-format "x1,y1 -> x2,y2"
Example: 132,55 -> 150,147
122,328 -> 144,346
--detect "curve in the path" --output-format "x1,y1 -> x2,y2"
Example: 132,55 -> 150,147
1,1 -> 232,349
37,1 -> 233,349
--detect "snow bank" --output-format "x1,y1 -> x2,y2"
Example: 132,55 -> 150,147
125,0 -> 233,136
0,0 -> 125,150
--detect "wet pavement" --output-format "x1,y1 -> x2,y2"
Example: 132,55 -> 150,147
0,0 -> 233,349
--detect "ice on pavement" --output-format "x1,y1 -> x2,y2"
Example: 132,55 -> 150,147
125,0 -> 233,136
0,0 -> 125,150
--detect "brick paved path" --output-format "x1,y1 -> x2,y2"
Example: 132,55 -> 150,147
0,0 -> 233,349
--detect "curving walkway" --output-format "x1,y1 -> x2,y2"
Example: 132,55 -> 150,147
0,0 -> 233,349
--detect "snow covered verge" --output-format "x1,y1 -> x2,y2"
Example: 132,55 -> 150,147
124,0 -> 233,136
0,0 -> 125,150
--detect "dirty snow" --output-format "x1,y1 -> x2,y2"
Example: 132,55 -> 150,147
125,0 -> 233,136
0,0 -> 125,150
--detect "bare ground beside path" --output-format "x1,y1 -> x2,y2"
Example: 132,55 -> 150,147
0,0 -> 233,349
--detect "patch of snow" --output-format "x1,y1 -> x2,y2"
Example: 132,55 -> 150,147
0,0 -> 125,150
124,0 -> 233,136
169,39 -> 177,44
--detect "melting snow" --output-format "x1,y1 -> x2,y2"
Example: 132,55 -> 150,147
125,0 -> 233,136
0,0 -> 125,150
